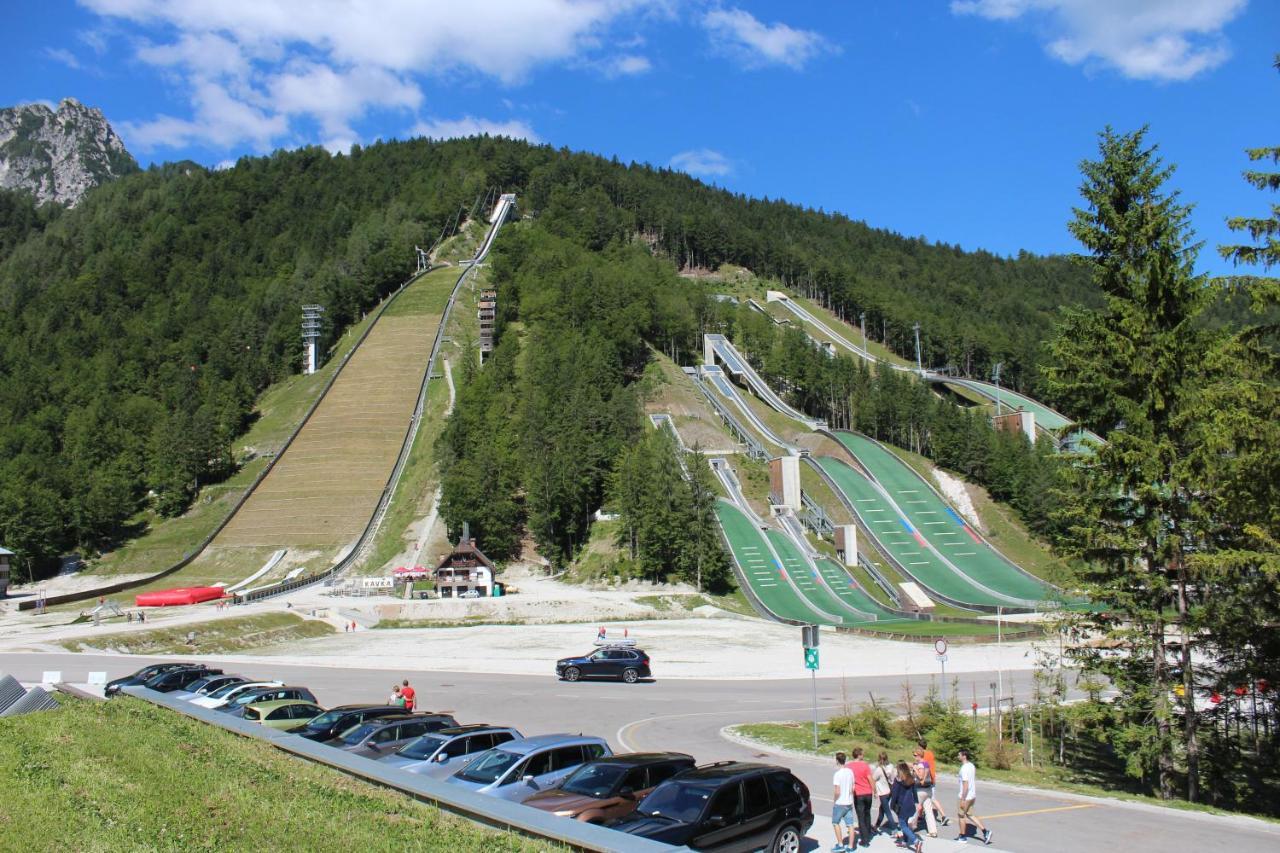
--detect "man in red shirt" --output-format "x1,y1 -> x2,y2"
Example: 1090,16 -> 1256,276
849,747 -> 875,847
399,679 -> 416,712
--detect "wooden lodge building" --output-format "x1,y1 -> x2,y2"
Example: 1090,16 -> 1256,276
434,523 -> 496,598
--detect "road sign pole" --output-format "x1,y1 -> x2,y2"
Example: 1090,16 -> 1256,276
811,667 -> 819,750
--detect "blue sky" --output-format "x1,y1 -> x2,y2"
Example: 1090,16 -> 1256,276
5,1 -> 1278,276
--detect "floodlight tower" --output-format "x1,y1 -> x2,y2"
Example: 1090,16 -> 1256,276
913,322 -> 923,375
859,311 -> 867,355
992,362 -> 1004,417
414,245 -> 429,273
302,305 -> 325,375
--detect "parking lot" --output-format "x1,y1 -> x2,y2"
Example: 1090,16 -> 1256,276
8,651 -> 1278,852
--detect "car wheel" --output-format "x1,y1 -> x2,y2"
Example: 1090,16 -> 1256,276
771,823 -> 802,853
622,668 -> 639,683
564,667 -> 581,682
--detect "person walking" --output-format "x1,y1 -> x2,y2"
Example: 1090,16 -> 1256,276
919,739 -> 950,827
955,749 -> 992,845
891,761 -> 923,853
389,684 -> 405,707
912,748 -> 938,837
831,752 -> 855,852
400,679 -> 416,711
872,751 -> 898,835
849,748 -> 874,848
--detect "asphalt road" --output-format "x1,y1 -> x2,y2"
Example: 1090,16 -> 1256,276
5,652 -> 1277,852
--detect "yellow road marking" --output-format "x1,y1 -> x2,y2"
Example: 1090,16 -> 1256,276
982,803 -> 1099,820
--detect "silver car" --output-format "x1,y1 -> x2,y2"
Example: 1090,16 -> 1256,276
379,725 -> 522,778
333,714 -> 457,759
444,734 -> 611,803
170,674 -> 246,702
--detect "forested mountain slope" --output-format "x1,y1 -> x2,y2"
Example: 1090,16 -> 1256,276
0,136 -> 1094,577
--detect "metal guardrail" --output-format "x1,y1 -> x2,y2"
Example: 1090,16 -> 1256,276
857,553 -> 904,608
690,375 -> 769,460
798,493 -> 834,538
122,686 -> 681,852
19,263 -> 443,613
239,196 -> 516,602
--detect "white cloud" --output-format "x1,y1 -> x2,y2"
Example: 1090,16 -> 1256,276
702,7 -> 834,70
44,47 -> 82,69
121,81 -> 287,152
951,0 -> 1246,81
606,54 -> 652,76
79,0 -> 649,153
669,148 -> 733,177
410,116 -> 540,142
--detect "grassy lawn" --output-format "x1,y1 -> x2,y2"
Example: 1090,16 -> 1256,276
60,612 -> 334,655
792,294 -> 915,368
731,720 -> 1275,823
0,696 -> 554,851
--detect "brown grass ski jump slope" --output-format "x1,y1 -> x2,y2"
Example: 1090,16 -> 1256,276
163,267 -> 458,587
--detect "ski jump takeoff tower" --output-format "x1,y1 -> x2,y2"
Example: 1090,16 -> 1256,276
302,304 -> 325,375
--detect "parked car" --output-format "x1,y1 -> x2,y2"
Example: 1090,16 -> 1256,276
556,646 -> 651,683
170,674 -> 246,701
332,714 -> 458,759
289,705 -> 410,742
608,761 -> 812,852
525,752 -> 696,823
379,725 -> 522,778
458,589 -> 481,599
218,686 -> 317,717
524,747 -> 696,819
191,680 -> 283,709
244,699 -> 325,730
104,663 -> 191,697
445,734 -> 612,803
144,666 -> 223,693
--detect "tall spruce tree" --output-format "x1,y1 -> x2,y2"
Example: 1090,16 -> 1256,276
1046,127 -> 1214,801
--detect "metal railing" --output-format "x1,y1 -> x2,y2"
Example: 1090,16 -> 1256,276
122,686 -> 681,852
690,375 -> 768,460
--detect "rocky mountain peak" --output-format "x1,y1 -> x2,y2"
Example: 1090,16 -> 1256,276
0,97 -> 139,206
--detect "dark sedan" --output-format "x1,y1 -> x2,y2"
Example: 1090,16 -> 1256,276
525,752 -> 695,823
289,705 -> 409,742
104,663 -> 191,697
555,647 -> 651,683
143,666 -> 223,693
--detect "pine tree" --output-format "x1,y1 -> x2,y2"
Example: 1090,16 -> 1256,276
1046,127 -> 1214,801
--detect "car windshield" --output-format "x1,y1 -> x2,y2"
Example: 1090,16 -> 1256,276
339,722 -> 382,744
635,781 -> 717,823
208,682 -> 250,699
454,749 -> 521,784
560,763 -> 628,798
184,677 -> 212,692
397,734 -> 448,760
305,709 -> 353,729
230,690 -> 271,707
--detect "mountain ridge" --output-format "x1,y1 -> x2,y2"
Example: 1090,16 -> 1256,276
0,97 -> 138,206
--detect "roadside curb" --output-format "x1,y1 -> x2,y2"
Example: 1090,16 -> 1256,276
719,727 -> 1280,835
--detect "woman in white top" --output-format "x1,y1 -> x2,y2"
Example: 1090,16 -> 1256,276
872,751 -> 899,834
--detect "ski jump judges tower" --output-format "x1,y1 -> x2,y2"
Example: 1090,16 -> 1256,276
301,305 -> 324,375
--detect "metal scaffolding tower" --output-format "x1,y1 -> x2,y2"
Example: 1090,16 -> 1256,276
302,305 -> 325,375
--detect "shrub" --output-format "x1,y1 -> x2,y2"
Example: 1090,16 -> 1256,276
927,711 -> 982,764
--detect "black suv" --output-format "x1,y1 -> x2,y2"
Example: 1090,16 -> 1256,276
608,761 -> 812,852
105,663 -> 191,697
144,666 -> 224,693
289,705 -> 410,741
556,646 -> 651,683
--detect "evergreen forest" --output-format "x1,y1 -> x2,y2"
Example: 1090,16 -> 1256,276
0,135 -> 1096,577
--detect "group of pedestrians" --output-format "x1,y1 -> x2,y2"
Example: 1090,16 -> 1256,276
387,679 -> 417,710
831,739 -> 992,851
